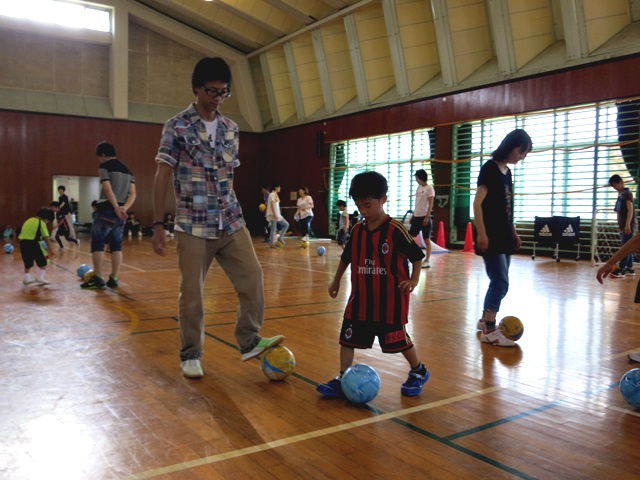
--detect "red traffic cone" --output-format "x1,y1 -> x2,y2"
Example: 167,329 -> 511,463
462,222 -> 474,253
436,221 -> 446,248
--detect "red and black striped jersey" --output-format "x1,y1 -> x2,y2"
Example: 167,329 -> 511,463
341,215 -> 424,324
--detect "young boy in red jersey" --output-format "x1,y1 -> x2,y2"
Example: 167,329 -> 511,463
317,171 -> 430,397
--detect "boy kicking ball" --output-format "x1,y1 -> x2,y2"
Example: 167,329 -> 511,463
317,171 -> 430,398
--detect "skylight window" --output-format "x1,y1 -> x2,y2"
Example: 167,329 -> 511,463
0,0 -> 111,33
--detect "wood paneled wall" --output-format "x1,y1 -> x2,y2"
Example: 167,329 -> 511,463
2,56 -> 639,238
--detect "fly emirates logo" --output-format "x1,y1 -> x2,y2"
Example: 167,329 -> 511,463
358,258 -> 387,276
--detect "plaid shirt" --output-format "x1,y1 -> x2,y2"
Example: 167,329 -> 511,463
156,104 -> 245,238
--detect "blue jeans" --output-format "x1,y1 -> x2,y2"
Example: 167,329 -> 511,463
269,219 -> 289,243
482,254 -> 511,313
90,210 -> 124,252
619,231 -> 635,270
298,216 -> 313,236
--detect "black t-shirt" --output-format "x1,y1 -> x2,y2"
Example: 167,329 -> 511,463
58,193 -> 71,215
475,160 -> 515,255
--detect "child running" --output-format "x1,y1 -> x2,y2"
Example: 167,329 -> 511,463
18,208 -> 56,285
317,171 -> 430,398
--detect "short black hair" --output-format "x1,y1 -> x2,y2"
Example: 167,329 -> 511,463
49,201 -> 60,208
37,208 -> 55,222
415,169 -> 428,182
336,200 -> 347,208
192,57 -> 231,92
349,171 -> 388,201
58,185 -> 66,192
96,141 -> 117,157
609,174 -> 623,185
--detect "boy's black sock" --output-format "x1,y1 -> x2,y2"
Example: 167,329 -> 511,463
411,363 -> 426,374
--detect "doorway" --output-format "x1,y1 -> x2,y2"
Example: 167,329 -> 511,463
52,175 -> 100,226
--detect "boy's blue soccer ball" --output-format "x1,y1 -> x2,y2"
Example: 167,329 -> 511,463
317,246 -> 326,256
620,368 -> 640,408
341,364 -> 380,404
3,243 -> 14,254
40,241 -> 47,249
77,264 -> 92,279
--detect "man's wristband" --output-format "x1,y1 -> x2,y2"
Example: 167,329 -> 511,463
153,221 -> 164,226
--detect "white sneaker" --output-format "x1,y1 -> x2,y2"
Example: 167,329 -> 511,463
421,260 -> 430,269
23,278 -> 36,285
181,359 -> 203,378
481,329 -> 516,347
34,278 -> 50,285
629,353 -> 640,363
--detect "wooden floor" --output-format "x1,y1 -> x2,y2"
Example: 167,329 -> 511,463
2,234 -> 640,480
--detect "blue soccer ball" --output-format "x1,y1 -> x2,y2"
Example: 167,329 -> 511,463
317,246 -> 326,256
341,364 -> 381,404
77,264 -> 92,279
620,368 -> 640,409
3,243 -> 14,254
40,240 -> 47,250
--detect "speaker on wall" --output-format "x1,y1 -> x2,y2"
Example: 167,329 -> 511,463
316,131 -> 324,158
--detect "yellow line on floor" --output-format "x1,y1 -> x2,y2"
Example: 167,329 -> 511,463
122,386 -> 501,479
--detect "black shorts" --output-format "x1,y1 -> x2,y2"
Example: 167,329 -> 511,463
408,216 -> 433,239
339,318 -> 414,353
337,229 -> 349,246
20,240 -> 47,269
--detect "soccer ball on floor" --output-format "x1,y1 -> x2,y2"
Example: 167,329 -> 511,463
341,364 -> 380,404
77,264 -> 92,279
620,368 -> 640,408
3,243 -> 14,254
83,269 -> 95,282
260,346 -> 296,381
317,246 -> 326,256
301,240 -> 310,249
499,316 -> 524,341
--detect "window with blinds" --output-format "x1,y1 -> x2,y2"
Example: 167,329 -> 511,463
328,128 -> 434,235
452,100 -> 638,228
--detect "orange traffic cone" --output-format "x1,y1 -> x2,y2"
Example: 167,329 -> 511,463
462,222 -> 474,253
436,221 -> 446,248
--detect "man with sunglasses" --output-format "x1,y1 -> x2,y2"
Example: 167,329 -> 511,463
152,57 -> 284,379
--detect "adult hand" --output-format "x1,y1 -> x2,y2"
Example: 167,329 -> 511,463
152,225 -> 166,256
476,232 -> 489,252
596,264 -> 613,284
116,206 -> 128,221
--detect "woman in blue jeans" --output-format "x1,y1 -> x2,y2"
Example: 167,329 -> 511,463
473,129 -> 532,347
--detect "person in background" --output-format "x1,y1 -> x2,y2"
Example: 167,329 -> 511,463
164,213 -> 175,237
18,208 -> 56,285
295,186 -> 314,242
49,201 -> 79,249
336,200 -> 350,253
266,183 -> 289,248
124,211 -> 142,237
607,174 -> 636,277
409,169 -> 435,268
473,129 -> 532,347
57,185 -> 76,239
82,141 -> 136,290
